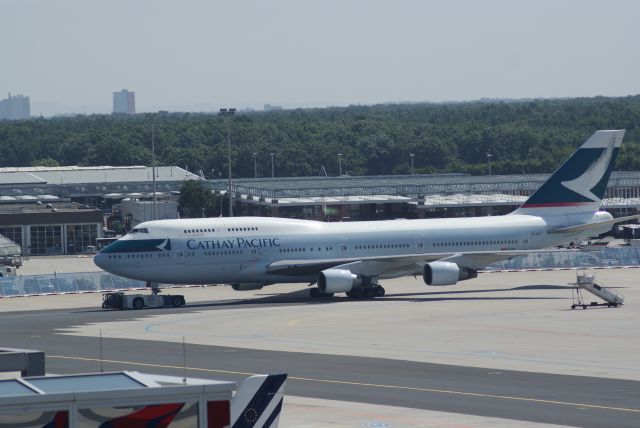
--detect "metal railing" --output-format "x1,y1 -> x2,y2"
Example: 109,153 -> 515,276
0,272 -> 147,297
485,247 -> 640,271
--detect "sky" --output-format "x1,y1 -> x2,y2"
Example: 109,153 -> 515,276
2,0 -> 640,116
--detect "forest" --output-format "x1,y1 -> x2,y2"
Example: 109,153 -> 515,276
1,95 -> 639,178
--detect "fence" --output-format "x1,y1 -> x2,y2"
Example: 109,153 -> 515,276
485,247 -> 640,271
0,272 -> 148,297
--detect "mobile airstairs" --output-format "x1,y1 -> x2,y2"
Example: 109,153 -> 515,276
570,271 -> 624,309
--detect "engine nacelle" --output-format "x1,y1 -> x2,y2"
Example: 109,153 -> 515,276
231,283 -> 265,291
423,262 -> 477,286
318,269 -> 358,293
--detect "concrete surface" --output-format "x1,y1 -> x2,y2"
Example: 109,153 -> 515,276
281,395 -> 567,428
2,261 -> 639,427
54,269 -> 640,381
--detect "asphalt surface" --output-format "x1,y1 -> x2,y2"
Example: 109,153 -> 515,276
2,296 -> 639,428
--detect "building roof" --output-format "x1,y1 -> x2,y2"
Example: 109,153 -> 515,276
0,166 -> 201,186
0,202 -> 96,214
214,171 -> 640,199
0,171 -> 45,185
0,371 -> 234,400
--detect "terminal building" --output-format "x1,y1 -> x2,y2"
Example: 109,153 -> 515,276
216,172 -> 640,222
1,166 -> 639,255
0,202 -> 102,256
0,166 -> 202,255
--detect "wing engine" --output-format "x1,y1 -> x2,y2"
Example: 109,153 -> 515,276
318,269 -> 361,293
423,261 -> 477,286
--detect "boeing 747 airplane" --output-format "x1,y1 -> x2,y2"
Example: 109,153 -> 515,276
95,130 -> 637,298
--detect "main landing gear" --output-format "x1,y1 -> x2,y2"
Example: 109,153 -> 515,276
309,275 -> 386,299
308,285 -> 386,299
346,285 -> 385,299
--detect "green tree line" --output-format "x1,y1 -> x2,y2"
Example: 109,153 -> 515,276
1,95 -> 639,177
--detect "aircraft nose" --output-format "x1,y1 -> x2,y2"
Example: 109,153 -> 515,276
93,252 -> 109,271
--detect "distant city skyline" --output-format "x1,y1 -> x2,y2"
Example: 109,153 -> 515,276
2,0 -> 639,117
0,93 -> 30,120
113,89 -> 136,115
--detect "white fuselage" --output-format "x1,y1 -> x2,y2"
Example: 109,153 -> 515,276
94,213 -> 609,285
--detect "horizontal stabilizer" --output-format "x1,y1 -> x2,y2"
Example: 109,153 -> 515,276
549,214 -> 640,234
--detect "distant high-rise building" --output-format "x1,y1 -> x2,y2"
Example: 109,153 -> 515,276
113,89 -> 135,114
264,104 -> 283,111
0,93 -> 30,120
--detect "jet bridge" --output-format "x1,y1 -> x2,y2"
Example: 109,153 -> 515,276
570,271 -> 625,309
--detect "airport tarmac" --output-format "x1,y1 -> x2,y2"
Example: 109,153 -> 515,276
14,254 -> 101,275
2,256 -> 639,427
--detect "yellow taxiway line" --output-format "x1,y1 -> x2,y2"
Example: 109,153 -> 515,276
48,354 -> 640,414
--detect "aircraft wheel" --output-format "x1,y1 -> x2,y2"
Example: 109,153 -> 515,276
582,305 -> 587,310
365,288 -> 376,298
375,287 -> 385,297
172,296 -> 183,307
132,297 -> 144,310
348,289 -> 363,299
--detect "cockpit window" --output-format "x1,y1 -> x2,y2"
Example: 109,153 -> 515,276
130,228 -> 149,234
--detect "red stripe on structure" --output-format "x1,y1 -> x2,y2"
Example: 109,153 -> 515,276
520,202 -> 592,208
207,400 -> 231,428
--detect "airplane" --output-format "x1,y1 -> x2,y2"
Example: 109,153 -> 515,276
94,130 -> 638,299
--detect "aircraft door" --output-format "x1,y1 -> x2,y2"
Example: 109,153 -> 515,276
339,237 -> 349,256
415,235 -> 426,254
248,247 -> 260,261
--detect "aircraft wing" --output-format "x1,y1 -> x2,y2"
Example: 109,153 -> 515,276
266,250 -> 557,278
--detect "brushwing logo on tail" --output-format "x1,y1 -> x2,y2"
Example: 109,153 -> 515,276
560,135 -> 616,203
520,132 -> 621,208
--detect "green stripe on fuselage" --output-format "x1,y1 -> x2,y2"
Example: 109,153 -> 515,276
101,239 -> 167,253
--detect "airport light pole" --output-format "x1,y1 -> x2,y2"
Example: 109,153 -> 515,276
252,152 -> 258,178
145,114 -> 158,220
220,108 -> 236,216
270,152 -> 275,178
338,153 -> 343,176
486,152 -> 492,176
410,153 -> 415,176
151,126 -> 157,220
